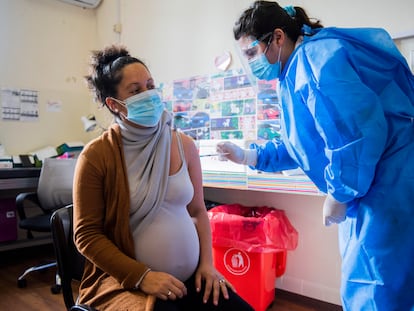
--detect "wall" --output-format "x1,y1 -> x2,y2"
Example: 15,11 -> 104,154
0,0 -> 99,155
2,0 -> 413,155
2,0 -> 409,156
97,0 -> 252,82
96,0 -> 414,84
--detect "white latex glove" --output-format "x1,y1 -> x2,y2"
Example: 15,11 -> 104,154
323,194 -> 347,226
216,141 -> 257,166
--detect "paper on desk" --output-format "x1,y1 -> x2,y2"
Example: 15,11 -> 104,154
29,146 -> 58,161
282,167 -> 306,176
0,144 -> 6,156
0,156 -> 13,168
65,141 -> 84,148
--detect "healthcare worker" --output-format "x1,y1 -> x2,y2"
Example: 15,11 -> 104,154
217,1 -> 414,310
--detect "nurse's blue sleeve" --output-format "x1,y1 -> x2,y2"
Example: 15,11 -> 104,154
249,140 -> 298,172
302,42 -> 388,202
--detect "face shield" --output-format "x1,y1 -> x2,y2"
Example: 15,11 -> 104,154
235,32 -> 273,92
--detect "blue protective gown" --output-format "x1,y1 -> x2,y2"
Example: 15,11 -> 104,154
251,27 -> 414,311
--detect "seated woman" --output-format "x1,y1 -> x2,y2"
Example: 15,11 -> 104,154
73,44 -> 254,311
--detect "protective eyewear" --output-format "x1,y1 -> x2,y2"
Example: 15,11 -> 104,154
240,32 -> 273,61
235,32 -> 274,92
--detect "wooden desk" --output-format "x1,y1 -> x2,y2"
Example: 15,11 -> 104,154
0,168 -> 50,252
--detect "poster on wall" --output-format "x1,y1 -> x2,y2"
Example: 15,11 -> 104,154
209,70 -> 256,140
160,69 -> 283,175
169,75 -> 211,140
256,79 -> 281,141
160,68 -> 282,143
0,88 -> 39,121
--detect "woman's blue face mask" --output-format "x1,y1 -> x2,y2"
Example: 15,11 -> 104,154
248,50 -> 282,81
114,89 -> 165,127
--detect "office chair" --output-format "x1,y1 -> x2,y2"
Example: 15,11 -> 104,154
16,157 -> 77,293
51,205 -> 97,311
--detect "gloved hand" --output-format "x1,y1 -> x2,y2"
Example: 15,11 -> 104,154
216,141 -> 257,166
323,194 -> 347,226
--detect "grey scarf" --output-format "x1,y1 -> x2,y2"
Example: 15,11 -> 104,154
117,111 -> 172,235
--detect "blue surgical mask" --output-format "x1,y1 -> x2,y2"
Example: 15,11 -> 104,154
249,47 -> 282,81
117,89 -> 164,127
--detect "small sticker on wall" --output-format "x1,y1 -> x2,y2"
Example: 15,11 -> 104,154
47,100 -> 62,112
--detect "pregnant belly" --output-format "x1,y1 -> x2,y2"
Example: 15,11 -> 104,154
133,208 -> 200,281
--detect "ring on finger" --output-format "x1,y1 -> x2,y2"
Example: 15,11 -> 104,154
219,279 -> 226,284
167,290 -> 172,297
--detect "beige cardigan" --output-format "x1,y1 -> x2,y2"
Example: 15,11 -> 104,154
73,124 -> 155,310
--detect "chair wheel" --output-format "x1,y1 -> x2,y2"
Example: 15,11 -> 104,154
51,284 -> 61,294
18,279 -> 27,288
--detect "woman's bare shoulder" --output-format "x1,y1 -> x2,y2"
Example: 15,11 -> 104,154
174,130 -> 198,156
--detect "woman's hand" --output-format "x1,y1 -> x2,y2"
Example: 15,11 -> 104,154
216,141 -> 246,163
195,264 -> 235,306
323,193 -> 347,226
216,141 -> 257,166
139,271 -> 187,301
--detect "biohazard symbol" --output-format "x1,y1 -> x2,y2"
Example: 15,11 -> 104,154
223,248 -> 250,276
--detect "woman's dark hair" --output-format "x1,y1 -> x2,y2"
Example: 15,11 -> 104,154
85,44 -> 147,107
233,1 -> 323,43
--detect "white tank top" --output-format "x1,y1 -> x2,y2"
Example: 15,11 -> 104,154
131,133 -> 200,281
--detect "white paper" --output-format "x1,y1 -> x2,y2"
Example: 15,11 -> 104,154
199,139 -> 246,173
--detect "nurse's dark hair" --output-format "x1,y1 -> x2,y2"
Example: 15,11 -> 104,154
233,1 -> 323,42
85,44 -> 148,107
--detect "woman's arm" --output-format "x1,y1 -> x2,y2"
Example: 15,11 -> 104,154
73,147 -> 149,289
181,134 -> 212,268
300,41 -> 388,202
182,133 -> 234,305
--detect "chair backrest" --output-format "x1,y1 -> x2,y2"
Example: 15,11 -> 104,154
51,204 -> 85,310
37,158 -> 77,213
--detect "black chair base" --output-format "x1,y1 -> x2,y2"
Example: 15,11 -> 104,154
17,260 -> 61,294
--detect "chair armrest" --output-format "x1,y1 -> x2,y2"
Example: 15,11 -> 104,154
16,192 -> 40,220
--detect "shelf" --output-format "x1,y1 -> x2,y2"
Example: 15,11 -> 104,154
202,170 -> 322,196
202,171 -> 247,189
